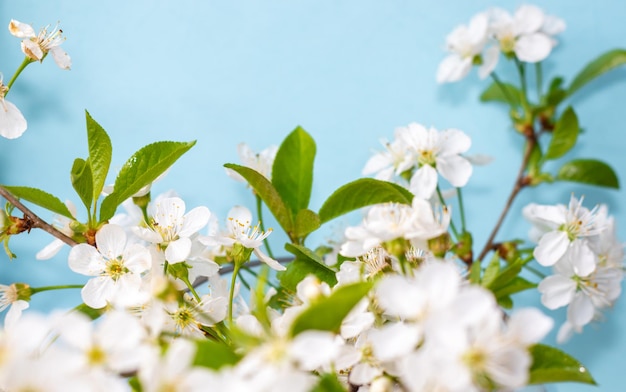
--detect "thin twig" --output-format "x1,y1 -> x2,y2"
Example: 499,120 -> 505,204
476,136 -> 536,262
0,186 -> 78,246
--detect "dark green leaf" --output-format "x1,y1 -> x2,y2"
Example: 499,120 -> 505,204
469,260 -> 481,284
280,243 -> 337,290
526,142 -> 543,177
1,186 -> 73,219
319,178 -> 413,224
71,158 -> 94,212
556,159 -> 619,189
85,111 -> 112,202
487,258 -> 525,291
311,373 -> 348,392
128,377 -> 142,392
99,141 -> 195,222
497,295 -> 513,309
545,77 -> 566,106
493,276 -> 537,298
544,107 -> 579,160
294,208 -> 321,240
272,126 -> 316,217
480,82 -> 522,107
568,49 -> 626,96
278,258 -> 333,292
529,344 -> 596,385
224,164 -> 293,235
193,339 -> 241,370
290,281 -> 373,336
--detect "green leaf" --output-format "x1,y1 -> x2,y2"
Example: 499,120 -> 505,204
468,260 -> 481,284
294,208 -> 321,240
556,159 -> 620,189
497,295 -> 513,309
71,158 -> 94,212
311,373 -> 348,392
493,276 -> 537,299
529,344 -> 596,385
280,243 -> 337,290
99,141 -> 196,222
272,126 -> 316,217
568,49 -> 626,96
85,111 -> 112,202
544,107 -> 579,160
545,77 -> 566,106
480,253 -> 500,288
193,339 -> 241,370
480,82 -> 522,107
224,163 -> 293,235
73,303 -> 104,320
290,281 -> 373,337
0,186 -> 73,219
319,178 -> 413,224
128,377 -> 142,392
486,258 -> 525,291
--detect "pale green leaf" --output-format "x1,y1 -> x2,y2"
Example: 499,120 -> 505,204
0,186 -> 73,219
99,141 -> 195,222
272,126 -> 316,217
480,82 -> 522,107
556,159 -> 619,189
85,111 -> 112,202
319,178 -> 413,224
71,158 -> 93,212
529,344 -> 596,385
224,163 -> 293,236
568,49 -> 626,96
544,107 -> 579,160
294,208 -> 321,240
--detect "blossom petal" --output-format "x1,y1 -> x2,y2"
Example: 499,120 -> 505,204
436,155 -> 473,187
436,55 -> 472,83
534,230 -> 569,266
68,244 -> 105,276
409,165 -> 438,199
165,237 -> 192,263
566,239 -> 596,277
478,46 -> 500,79
179,206 -> 211,237
0,99 -> 27,139
513,5 -> 544,35
95,224 -> 127,260
254,248 -> 285,271
567,292 -> 594,328
538,274 -> 576,309
50,46 -> 71,70
81,277 -> 114,309
8,20 -> 35,38
515,33 -> 553,62
36,239 -> 64,260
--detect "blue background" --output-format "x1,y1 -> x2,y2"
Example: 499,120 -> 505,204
1,1 -> 626,390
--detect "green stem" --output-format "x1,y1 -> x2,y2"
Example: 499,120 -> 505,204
524,264 -> 546,279
31,284 -> 84,294
163,260 -> 169,276
515,58 -> 528,100
228,261 -> 242,323
255,195 -> 275,259
535,62 -> 543,99
181,277 -> 202,302
5,57 -> 35,92
436,187 -> 458,239
456,187 -> 467,233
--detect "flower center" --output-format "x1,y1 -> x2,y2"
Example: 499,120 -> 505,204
87,345 -> 107,366
105,258 -> 128,281
417,149 -> 436,166
499,35 -> 516,54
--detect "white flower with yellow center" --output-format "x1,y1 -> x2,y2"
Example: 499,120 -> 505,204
0,75 -> 27,139
8,19 -> 71,69
134,197 -> 211,264
69,224 -> 152,309
226,143 -> 278,182
398,123 -> 472,200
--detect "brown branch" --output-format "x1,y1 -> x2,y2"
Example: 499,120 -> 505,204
476,135 -> 536,262
0,186 -> 78,247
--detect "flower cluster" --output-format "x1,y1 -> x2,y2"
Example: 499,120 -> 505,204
437,4 -> 565,83
0,3 -> 624,391
525,196 -> 624,342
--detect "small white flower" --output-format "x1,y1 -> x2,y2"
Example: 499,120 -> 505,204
488,5 -> 564,63
69,224 -> 152,309
0,75 -> 27,139
437,12 -> 497,83
9,19 -> 71,69
201,205 -> 284,271
399,123 -> 472,199
524,195 -> 605,276
134,197 -> 211,264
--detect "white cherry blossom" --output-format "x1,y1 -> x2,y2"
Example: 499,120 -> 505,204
226,143 -> 278,182
9,19 -> 71,69
69,224 -> 152,308
0,74 -> 27,139
134,197 -> 211,264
